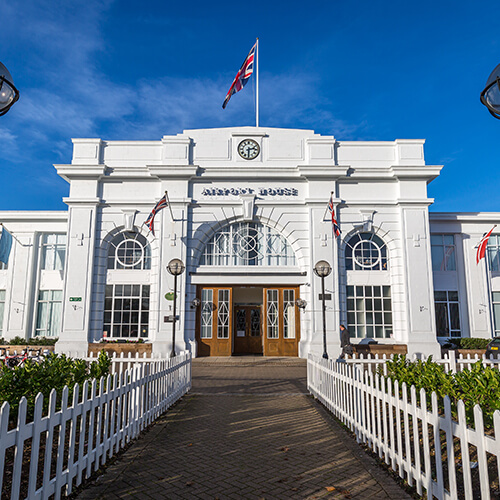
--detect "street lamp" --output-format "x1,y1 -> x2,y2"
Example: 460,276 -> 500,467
0,62 -> 19,116
480,63 -> 500,119
167,258 -> 185,357
314,260 -> 332,360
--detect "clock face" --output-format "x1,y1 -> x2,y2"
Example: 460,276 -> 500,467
238,139 -> 260,160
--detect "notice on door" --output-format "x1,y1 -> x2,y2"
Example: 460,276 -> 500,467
237,330 -> 245,337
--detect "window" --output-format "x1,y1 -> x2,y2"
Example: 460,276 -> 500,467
200,289 -> 213,339
431,234 -> 456,271
201,222 -> 296,266
346,285 -> 392,338
488,235 -> 500,272
35,290 -> 63,337
103,284 -> 150,338
266,289 -> 279,339
434,291 -> 461,337
283,289 -> 296,339
107,232 -> 151,270
492,292 -> 500,336
0,290 -> 5,335
345,233 -> 387,271
41,234 -> 67,271
217,289 -> 230,339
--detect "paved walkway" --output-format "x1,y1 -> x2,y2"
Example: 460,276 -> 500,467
76,358 -> 413,499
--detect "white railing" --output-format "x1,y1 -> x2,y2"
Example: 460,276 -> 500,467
344,351 -> 500,374
0,352 -> 191,499
308,354 -> 499,500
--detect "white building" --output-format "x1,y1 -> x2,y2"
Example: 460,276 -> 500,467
0,127 -> 498,358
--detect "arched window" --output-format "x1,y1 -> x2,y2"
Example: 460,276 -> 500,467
104,231 -> 151,339
345,232 -> 387,271
200,222 -> 296,266
107,232 -> 151,270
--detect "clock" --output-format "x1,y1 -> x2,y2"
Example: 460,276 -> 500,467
238,139 -> 260,160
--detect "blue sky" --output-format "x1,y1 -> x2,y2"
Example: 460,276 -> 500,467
1,0 -> 499,212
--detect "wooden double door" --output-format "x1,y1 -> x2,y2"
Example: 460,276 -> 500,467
195,286 -> 299,357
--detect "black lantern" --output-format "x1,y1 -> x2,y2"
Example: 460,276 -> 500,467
167,258 -> 185,357
314,260 -> 332,360
0,62 -> 19,116
480,63 -> 500,119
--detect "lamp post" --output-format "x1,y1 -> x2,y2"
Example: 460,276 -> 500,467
0,62 -> 19,116
480,63 -> 500,119
314,260 -> 332,360
167,258 -> 185,357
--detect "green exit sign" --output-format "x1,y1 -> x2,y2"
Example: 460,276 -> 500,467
69,297 -> 82,302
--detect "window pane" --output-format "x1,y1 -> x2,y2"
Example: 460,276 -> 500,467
217,289 -> 230,339
266,289 -> 279,339
283,289 -> 295,339
435,303 -> 449,336
201,222 -> 296,266
104,284 -> 149,338
347,285 -> 392,339
201,289 -> 213,339
431,245 -> 444,272
449,303 -> 461,331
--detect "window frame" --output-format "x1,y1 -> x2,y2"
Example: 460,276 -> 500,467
430,234 -> 456,272
345,232 -> 388,271
434,290 -> 461,338
487,235 -> 500,272
103,284 -> 150,339
346,285 -> 393,339
40,233 -> 67,271
107,232 -> 151,270
200,222 -> 296,267
35,290 -> 63,337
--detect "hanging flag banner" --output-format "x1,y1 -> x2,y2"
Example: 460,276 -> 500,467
144,194 -> 169,236
222,42 -> 256,109
0,225 -> 13,265
328,194 -> 341,238
476,225 -> 496,264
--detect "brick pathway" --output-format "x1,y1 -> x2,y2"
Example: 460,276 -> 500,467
76,358 -> 412,499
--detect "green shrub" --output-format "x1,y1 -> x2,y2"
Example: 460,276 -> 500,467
378,355 -> 500,428
27,337 -> 58,346
448,338 -> 490,350
0,351 -> 111,421
8,336 -> 26,346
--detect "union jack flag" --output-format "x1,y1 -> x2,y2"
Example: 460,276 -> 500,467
144,195 -> 168,236
222,43 -> 256,109
328,195 -> 341,238
476,226 -> 496,264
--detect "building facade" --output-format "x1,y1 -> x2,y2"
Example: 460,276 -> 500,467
0,127 -> 498,358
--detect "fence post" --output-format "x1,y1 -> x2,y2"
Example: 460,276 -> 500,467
448,349 -> 457,374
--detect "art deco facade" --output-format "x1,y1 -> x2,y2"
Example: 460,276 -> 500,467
0,127 -> 498,358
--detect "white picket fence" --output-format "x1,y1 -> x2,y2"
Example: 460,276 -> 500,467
308,354 -> 500,500
0,352 -> 191,499
345,350 -> 500,375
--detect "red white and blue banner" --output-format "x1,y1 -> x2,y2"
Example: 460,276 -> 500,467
144,195 -> 168,236
328,195 -> 341,238
222,42 -> 256,109
476,225 -> 496,264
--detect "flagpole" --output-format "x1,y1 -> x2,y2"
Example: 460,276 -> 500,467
322,191 -> 334,221
165,191 -> 175,222
256,37 -> 259,128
